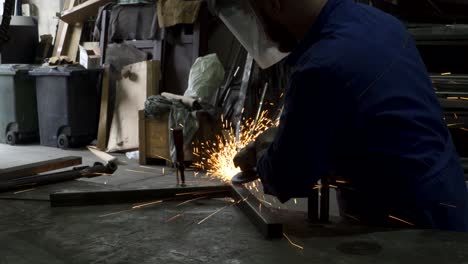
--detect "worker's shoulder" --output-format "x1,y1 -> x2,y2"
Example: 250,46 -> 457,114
295,4 -> 410,86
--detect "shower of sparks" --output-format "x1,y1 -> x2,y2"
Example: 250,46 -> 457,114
132,200 -> 162,209
14,188 -> 36,194
283,233 -> 304,250
447,123 -> 465,127
440,203 -> 457,208
389,215 -> 415,226
193,111 -> 276,182
197,205 -> 230,225
176,196 -> 208,207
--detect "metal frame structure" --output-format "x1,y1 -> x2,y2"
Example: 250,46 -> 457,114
50,184 -> 285,239
50,176 -> 331,239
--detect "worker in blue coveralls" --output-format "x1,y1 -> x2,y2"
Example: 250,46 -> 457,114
209,0 -> 468,231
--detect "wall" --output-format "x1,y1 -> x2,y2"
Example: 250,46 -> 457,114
28,0 -> 63,39
0,0 -> 64,39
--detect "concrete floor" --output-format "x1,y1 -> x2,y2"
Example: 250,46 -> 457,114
1,144 -> 468,264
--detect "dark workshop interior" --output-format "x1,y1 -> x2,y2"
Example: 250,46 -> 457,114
1,0 -> 468,263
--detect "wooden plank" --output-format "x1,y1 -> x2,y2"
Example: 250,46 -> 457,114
97,65 -> 110,151
50,185 -> 231,207
0,157 -> 82,181
62,22 -> 83,61
107,60 -> 161,152
53,0 -> 77,57
60,0 -> 113,24
145,112 -> 171,162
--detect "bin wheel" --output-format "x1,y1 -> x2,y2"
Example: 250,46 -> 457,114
6,131 -> 17,145
57,134 -> 70,149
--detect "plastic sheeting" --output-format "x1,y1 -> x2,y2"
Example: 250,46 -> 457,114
184,53 -> 225,105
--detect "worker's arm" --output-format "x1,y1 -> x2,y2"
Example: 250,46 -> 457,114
257,66 -> 349,202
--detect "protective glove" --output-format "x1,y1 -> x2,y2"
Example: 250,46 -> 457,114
233,127 -> 279,170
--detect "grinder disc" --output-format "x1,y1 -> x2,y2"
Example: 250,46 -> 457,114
231,170 -> 259,185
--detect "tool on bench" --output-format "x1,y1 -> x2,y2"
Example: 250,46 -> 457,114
172,128 -> 186,186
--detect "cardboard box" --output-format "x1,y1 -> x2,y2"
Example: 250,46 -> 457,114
79,44 -> 101,69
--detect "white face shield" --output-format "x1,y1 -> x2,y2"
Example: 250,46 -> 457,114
209,0 -> 289,69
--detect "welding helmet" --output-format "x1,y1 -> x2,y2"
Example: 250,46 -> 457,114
208,0 -> 289,69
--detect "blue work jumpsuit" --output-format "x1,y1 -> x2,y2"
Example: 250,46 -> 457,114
257,0 -> 468,231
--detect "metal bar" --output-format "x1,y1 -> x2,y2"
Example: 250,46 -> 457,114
50,185 -> 231,207
308,189 -> 319,221
172,128 -> 185,186
230,184 -> 283,239
254,83 -> 269,125
320,177 -> 330,223
99,9 -> 109,65
234,54 -> 254,144
0,156 -> 83,181
0,162 -> 117,193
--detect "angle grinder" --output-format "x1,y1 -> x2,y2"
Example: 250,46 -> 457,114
231,169 -> 259,185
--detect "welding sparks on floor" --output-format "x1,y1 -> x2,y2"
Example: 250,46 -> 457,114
193,111 -> 276,182
389,215 -> 415,226
283,233 -> 304,250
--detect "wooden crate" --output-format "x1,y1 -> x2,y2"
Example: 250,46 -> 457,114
139,110 -> 221,166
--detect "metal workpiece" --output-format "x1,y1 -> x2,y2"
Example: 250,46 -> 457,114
50,183 -> 285,239
50,185 -> 232,207
230,184 -> 284,239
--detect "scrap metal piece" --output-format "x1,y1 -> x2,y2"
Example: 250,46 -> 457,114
50,185 -> 231,207
230,184 -> 283,239
0,156 -> 83,181
0,162 -> 117,193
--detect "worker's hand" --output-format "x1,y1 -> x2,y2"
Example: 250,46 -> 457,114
233,142 -> 257,172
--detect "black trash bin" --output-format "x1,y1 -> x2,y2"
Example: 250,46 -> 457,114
29,66 -> 101,149
0,64 -> 39,145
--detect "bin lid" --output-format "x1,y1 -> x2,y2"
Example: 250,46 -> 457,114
0,64 -> 39,76
29,65 -> 94,76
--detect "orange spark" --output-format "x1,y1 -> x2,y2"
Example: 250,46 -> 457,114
197,205 -> 230,225
132,200 -> 162,209
283,233 -> 304,250
389,215 -> 415,226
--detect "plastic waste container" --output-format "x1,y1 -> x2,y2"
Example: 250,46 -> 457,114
0,64 -> 39,145
29,66 -> 101,149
